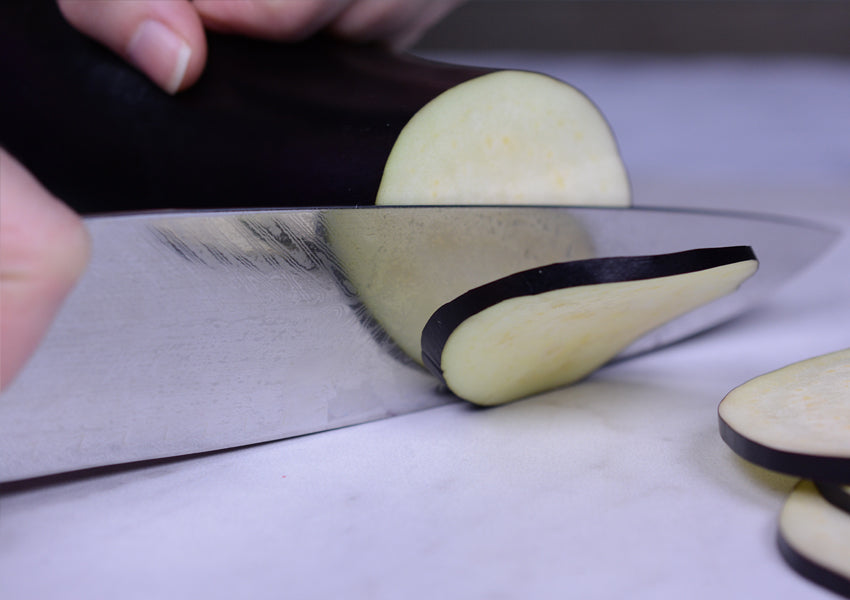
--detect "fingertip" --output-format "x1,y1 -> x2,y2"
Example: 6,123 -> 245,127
173,23 -> 206,92
125,17 -> 204,93
57,0 -> 206,93
0,149 -> 91,285
0,149 -> 91,391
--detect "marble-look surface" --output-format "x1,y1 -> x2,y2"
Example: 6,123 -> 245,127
1,54 -> 848,599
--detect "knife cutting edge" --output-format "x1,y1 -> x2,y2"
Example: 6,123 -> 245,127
0,4 -> 840,481
0,205 -> 838,482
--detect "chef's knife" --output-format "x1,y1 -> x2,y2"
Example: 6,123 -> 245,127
0,205 -> 837,482
0,5 -> 840,481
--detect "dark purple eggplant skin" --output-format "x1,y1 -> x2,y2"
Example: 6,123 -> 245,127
420,246 -> 757,382
0,1 -> 491,214
816,483 -> 850,513
718,416 -> 850,484
778,531 -> 850,599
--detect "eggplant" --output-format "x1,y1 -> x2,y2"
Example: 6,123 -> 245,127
718,348 -> 850,483
778,481 -> 850,599
0,1 -> 483,212
324,207 -> 596,365
0,1 -> 628,214
421,246 -> 758,405
817,483 -> 850,514
718,351 -> 850,595
376,70 -> 630,207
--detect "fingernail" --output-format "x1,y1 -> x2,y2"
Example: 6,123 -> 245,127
127,20 -> 192,94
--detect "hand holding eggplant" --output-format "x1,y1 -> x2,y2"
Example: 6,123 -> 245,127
56,0 -> 465,94
0,0 -> 464,391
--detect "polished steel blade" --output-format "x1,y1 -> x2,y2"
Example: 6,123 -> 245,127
0,206 -> 838,481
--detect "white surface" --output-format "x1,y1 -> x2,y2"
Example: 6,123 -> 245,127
2,54 -> 849,600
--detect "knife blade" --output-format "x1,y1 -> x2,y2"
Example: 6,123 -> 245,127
0,205 -> 838,482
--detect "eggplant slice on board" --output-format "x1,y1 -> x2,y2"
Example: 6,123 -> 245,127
779,481 -> 850,599
719,348 -> 850,483
421,246 -> 758,406
817,483 -> 850,515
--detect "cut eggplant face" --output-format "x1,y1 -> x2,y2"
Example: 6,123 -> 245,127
718,348 -> 850,482
779,481 -> 850,598
376,71 -> 630,207
422,247 -> 758,406
324,207 -> 595,364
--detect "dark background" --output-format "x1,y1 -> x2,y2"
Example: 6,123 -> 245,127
414,0 -> 850,55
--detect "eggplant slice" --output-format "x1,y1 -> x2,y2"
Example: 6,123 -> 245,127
817,483 -> 850,515
779,481 -> 850,599
719,348 -> 850,483
421,246 -> 758,405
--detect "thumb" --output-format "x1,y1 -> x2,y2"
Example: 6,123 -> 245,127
0,149 -> 91,392
57,0 -> 207,94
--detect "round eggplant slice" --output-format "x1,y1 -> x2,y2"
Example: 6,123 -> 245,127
816,483 -> 850,515
376,71 -> 630,207
718,348 -> 850,483
421,246 -> 758,406
778,481 -> 850,599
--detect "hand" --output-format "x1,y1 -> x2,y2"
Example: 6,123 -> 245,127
57,0 -> 464,94
0,149 -> 91,391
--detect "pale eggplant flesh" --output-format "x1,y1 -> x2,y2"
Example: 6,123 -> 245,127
421,246 -> 758,406
718,351 -> 850,596
718,348 -> 850,483
778,481 -> 850,599
375,70 -> 630,207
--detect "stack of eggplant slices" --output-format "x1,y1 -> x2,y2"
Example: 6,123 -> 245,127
719,348 -> 850,597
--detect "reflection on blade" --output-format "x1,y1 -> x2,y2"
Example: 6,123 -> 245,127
0,206 -> 838,481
